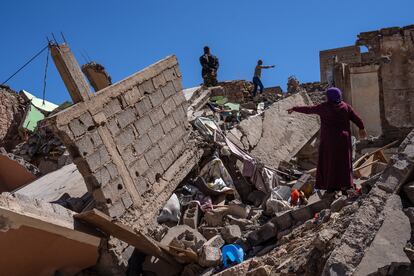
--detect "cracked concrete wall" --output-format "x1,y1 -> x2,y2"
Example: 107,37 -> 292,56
46,55 -> 189,220
228,92 -> 320,168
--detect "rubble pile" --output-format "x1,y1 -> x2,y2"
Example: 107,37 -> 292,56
186,81 -> 286,133
12,124 -> 71,175
140,85 -> 411,275
286,76 -> 302,94
193,129 -> 414,276
0,24 -> 413,276
301,82 -> 328,105
300,81 -> 329,93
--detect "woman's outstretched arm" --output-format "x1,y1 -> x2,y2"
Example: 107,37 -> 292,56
287,104 -> 322,115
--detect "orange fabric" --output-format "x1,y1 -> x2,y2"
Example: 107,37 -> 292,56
291,189 -> 300,205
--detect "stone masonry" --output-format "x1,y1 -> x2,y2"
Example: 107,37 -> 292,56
46,55 -> 189,220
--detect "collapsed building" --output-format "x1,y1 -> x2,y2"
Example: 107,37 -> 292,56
0,24 -> 413,276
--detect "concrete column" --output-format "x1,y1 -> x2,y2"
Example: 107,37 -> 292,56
50,44 -> 92,103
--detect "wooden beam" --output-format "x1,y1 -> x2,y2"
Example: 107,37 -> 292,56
353,140 -> 399,169
74,209 -> 179,266
354,160 -> 380,177
50,43 -> 92,103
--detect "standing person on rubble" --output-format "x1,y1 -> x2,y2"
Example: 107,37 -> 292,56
252,60 -> 275,97
199,46 -> 219,87
287,87 -> 368,193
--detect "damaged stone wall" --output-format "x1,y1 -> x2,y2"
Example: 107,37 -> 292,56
12,124 -> 72,175
0,86 -> 26,151
356,25 -> 414,140
333,25 -> 414,141
46,55 -> 189,221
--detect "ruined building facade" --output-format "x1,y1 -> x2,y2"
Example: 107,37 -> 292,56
320,25 -> 414,141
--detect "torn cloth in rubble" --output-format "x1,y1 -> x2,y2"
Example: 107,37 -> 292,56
224,137 -> 280,194
178,184 -> 213,212
194,194 -> 213,212
242,159 -> 255,178
266,186 -> 292,213
224,137 -> 254,162
157,193 -> 181,224
241,155 -> 279,194
199,156 -> 234,188
193,117 -> 220,139
251,165 -> 279,194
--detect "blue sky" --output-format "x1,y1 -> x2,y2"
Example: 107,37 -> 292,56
0,0 -> 413,104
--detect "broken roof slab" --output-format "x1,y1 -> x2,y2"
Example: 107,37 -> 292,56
228,91 -> 320,168
21,90 -> 59,112
0,149 -> 38,193
14,163 -> 87,202
0,193 -> 100,275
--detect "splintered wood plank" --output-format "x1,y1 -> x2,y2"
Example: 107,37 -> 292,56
74,209 -> 178,266
356,155 -> 375,178
353,140 -> 399,169
375,150 -> 388,163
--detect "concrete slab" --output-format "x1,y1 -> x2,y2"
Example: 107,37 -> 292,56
0,150 -> 38,193
227,92 -> 319,168
15,163 -> 87,202
0,193 -> 100,275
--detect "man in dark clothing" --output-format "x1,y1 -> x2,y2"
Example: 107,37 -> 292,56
287,87 -> 367,192
200,46 -> 219,87
252,59 -> 275,97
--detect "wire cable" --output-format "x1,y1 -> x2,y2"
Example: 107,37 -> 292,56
42,47 -> 50,104
1,44 -> 49,85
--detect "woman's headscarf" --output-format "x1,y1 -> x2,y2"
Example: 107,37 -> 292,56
326,87 -> 342,104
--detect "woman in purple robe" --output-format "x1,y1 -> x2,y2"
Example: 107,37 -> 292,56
287,88 -> 367,192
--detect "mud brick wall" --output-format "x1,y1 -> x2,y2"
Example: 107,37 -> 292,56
331,25 -> 414,141
357,25 -> 414,140
319,46 -> 361,82
47,56 -> 189,219
213,80 -> 253,102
